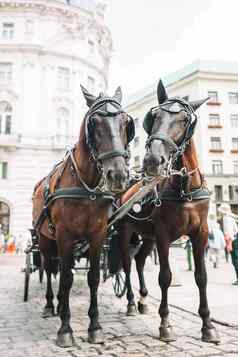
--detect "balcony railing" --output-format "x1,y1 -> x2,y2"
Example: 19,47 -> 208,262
0,133 -> 20,147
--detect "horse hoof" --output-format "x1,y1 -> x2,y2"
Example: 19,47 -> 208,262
88,329 -> 104,344
159,325 -> 177,342
42,307 -> 55,318
138,302 -> 149,314
126,304 -> 137,316
56,332 -> 74,348
202,327 -> 221,344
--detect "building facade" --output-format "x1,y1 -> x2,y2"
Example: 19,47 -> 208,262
124,61 -> 238,215
0,0 -> 112,236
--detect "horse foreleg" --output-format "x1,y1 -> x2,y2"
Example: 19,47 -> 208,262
119,227 -> 137,316
56,254 -> 74,348
87,242 -> 104,344
40,237 -> 56,318
135,238 -> 154,314
42,257 -> 55,318
191,230 -> 220,343
157,237 -> 176,342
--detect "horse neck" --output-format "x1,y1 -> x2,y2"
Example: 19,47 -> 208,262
172,138 -> 202,188
74,117 -> 101,188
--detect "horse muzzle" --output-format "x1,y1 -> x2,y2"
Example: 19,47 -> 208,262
106,169 -> 128,193
143,153 -> 166,177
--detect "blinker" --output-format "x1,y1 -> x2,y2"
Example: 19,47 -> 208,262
106,103 -> 120,114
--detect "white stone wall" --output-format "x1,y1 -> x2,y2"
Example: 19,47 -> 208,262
0,0 -> 112,236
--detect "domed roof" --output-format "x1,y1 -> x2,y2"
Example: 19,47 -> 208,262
68,0 -> 96,12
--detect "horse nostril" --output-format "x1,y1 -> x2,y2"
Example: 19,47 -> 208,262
160,156 -> 166,165
107,170 -> 113,180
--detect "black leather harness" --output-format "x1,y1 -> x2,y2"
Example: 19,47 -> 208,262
33,149 -> 115,235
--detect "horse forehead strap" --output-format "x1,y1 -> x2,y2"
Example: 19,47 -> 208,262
159,98 -> 194,114
87,97 -> 122,117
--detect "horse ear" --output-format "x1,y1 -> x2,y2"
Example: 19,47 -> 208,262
114,86 -> 122,103
80,84 -> 97,107
189,97 -> 209,111
157,79 -> 168,104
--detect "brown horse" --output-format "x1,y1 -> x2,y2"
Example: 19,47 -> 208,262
117,80 -> 220,344
32,86 -> 135,347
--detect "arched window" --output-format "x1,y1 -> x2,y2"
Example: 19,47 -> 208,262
0,101 -> 12,135
56,107 -> 70,143
0,201 -> 10,234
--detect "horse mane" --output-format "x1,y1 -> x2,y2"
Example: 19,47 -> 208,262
181,138 -> 203,187
78,114 -> 87,147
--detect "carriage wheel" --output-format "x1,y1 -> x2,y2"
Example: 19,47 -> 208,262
39,253 -> 44,283
112,271 -> 127,298
23,252 -> 31,302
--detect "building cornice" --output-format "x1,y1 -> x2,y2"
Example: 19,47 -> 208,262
0,44 -> 108,82
0,1 -> 90,18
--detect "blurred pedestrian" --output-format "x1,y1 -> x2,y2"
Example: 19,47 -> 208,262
207,215 -> 225,268
6,234 -> 16,254
15,234 -> 22,254
183,236 -> 193,271
218,203 -> 238,284
0,229 -> 4,254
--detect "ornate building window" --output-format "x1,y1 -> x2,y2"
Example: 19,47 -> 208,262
232,137 -> 238,151
209,114 -> 221,127
212,160 -> 223,175
231,114 -> 238,128
210,137 -> 222,151
208,91 -> 218,102
2,23 -> 14,39
214,185 -> 223,202
233,161 -> 238,175
0,101 -> 12,135
0,162 -> 8,179
229,92 -> 238,105
56,107 -> 70,144
58,67 -> 70,92
0,63 -> 12,85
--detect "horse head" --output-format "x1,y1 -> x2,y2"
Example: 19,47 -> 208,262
81,85 -> 135,193
143,80 -> 208,176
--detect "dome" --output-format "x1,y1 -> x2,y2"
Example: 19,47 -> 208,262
68,0 -> 97,12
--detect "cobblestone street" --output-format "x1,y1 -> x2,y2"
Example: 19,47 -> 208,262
1,254 -> 238,357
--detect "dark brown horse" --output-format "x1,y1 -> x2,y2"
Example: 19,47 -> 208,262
117,80 -> 220,344
32,86 -> 135,347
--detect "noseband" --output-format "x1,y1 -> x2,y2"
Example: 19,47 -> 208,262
85,97 -> 130,164
145,98 -> 197,162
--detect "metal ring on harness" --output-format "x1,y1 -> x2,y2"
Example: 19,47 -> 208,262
154,199 -> 162,207
89,194 -> 97,201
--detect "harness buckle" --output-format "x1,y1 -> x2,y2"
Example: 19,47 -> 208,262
89,194 -> 97,201
155,199 -> 161,207
48,223 -> 55,235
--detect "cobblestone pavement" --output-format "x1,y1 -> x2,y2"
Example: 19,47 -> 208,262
1,255 -> 238,357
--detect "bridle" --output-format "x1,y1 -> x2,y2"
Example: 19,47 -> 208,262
85,97 -> 131,165
145,98 -> 197,169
